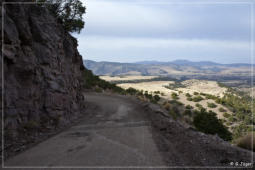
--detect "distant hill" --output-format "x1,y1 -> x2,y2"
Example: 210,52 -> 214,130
84,60 -> 253,76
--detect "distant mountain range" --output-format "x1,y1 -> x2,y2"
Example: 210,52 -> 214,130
84,60 -> 253,76
135,60 -> 251,67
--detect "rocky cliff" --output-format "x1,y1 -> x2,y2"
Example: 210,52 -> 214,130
1,2 -> 86,141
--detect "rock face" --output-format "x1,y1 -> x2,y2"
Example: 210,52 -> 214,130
1,2 -> 86,138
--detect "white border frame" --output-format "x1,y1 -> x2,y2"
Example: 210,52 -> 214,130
1,0 -> 254,169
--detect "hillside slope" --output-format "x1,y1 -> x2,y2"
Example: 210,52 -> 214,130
84,60 -> 253,76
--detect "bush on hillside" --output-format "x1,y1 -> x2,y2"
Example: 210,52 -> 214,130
192,95 -> 204,102
186,93 -> 192,97
193,110 -> 232,141
223,112 -> 230,118
187,97 -> 193,101
205,94 -> 218,100
195,103 -> 202,108
207,102 -> 217,108
153,95 -> 161,103
232,123 -> 253,139
154,91 -> 160,94
193,92 -> 199,95
228,115 -> 237,122
82,69 -> 125,94
168,106 -> 179,120
185,105 -> 193,109
126,87 -> 138,95
171,92 -> 179,100
169,100 -> 183,106
219,107 -> 227,112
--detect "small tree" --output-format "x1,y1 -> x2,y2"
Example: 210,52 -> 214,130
42,0 -> 86,33
153,95 -> 161,103
192,95 -> 204,102
171,92 -> 179,100
207,102 -> 217,108
185,93 -> 192,97
126,87 -> 137,95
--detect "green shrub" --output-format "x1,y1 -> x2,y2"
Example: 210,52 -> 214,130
82,69 -> 126,94
126,87 -> 138,95
137,90 -> 143,96
153,95 -> 161,103
205,94 -> 218,100
219,107 -> 227,112
244,115 -> 252,125
192,96 -> 204,102
193,110 -> 232,141
168,106 -> 179,120
232,123 -> 253,139
207,102 -> 217,108
144,91 -> 153,101
223,112 -> 230,118
195,103 -> 202,108
165,82 -> 186,90
169,100 -> 183,106
43,0 -> 86,33
225,122 -> 232,126
171,92 -> 179,100
186,93 -> 192,97
193,92 -> 199,95
228,115 -> 237,122
185,105 -> 193,109
187,97 -> 193,101
154,91 -> 160,94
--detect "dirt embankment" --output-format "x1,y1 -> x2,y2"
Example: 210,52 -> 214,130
144,102 -> 253,168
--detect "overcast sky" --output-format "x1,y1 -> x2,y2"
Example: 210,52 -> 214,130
73,0 -> 254,64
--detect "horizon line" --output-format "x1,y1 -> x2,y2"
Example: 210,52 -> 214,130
83,59 -> 253,65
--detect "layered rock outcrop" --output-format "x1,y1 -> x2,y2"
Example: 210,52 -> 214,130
1,2 -> 86,139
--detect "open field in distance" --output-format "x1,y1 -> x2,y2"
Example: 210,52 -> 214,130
117,79 -> 231,119
100,75 -> 158,82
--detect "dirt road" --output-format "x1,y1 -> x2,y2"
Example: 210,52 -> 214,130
5,93 -> 166,168
4,92 -> 253,169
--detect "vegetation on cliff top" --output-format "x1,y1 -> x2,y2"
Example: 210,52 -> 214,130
40,0 -> 86,33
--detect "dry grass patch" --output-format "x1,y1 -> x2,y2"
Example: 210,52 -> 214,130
117,81 -> 175,97
177,79 -> 227,97
235,132 -> 255,151
100,75 -> 158,82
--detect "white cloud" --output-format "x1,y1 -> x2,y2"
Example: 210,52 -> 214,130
76,0 -> 252,63
79,36 -> 249,50
77,36 -> 250,63
79,0 -> 251,40
82,1 -> 180,36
